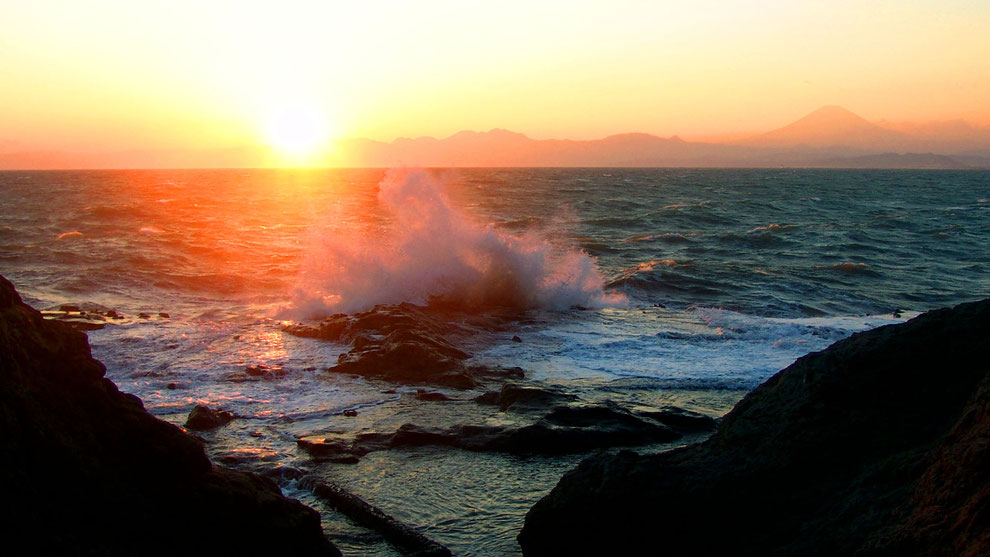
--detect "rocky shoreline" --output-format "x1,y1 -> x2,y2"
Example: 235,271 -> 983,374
519,298 -> 990,555
6,267 -> 986,555
0,275 -> 339,555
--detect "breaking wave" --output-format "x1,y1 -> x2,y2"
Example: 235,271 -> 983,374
287,169 -> 624,318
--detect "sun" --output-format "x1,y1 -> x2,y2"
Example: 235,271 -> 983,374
264,103 -> 328,159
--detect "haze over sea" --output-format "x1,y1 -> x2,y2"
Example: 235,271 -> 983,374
2,167 -> 988,553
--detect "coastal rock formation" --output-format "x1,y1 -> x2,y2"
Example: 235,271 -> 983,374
0,275 -> 338,555
519,299 -> 990,555
299,391 -> 714,461
284,302 -> 522,388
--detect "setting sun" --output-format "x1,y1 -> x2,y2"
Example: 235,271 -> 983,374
265,103 -> 328,159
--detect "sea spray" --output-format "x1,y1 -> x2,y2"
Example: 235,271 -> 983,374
287,169 -> 623,318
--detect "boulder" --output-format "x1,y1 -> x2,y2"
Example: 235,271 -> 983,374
518,299 -> 990,556
0,275 -> 338,555
184,404 -> 235,430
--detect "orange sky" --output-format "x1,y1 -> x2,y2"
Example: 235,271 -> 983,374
2,0 -> 988,164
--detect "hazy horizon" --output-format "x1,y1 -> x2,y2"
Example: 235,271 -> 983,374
3,1 -> 989,168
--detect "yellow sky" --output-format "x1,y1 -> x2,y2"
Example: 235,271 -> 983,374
1,0 -> 988,156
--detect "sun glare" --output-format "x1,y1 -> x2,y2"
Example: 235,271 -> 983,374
265,103 -> 327,159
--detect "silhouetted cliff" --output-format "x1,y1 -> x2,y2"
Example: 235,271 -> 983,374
0,275 -> 339,555
520,299 -> 990,555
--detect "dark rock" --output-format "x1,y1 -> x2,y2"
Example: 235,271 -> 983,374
245,364 -> 269,376
519,299 -> 990,556
245,364 -> 286,379
635,406 -> 717,432
166,382 -> 180,390
184,404 -> 235,431
158,312 -> 169,318
105,309 -> 123,319
298,438 -> 367,461
415,389 -> 451,401
286,303 -> 486,388
59,304 -> 81,312
0,275 -> 338,555
62,320 -> 106,331
224,371 -> 257,383
491,383 -> 579,412
137,312 -> 151,319
302,402 -> 680,458
282,322 -> 322,338
473,391 -> 500,405
331,333 -> 476,388
342,409 -> 358,417
512,335 -> 522,342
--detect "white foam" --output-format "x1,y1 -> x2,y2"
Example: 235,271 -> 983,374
286,169 -> 624,318
476,306 -> 911,389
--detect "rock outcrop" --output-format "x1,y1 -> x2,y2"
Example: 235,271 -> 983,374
519,299 -> 990,556
284,302 -> 522,388
0,275 -> 339,555
299,385 -> 715,462
185,404 -> 235,430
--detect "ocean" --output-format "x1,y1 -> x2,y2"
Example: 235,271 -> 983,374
1,167 -> 988,554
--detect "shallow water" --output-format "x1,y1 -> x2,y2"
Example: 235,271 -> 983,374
1,167 -> 987,553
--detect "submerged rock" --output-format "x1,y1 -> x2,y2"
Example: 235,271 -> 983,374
519,298 -> 990,556
0,275 -> 338,555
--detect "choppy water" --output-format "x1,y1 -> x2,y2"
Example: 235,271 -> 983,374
2,168 -> 988,554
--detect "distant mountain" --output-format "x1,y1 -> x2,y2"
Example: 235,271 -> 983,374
4,106 -> 990,169
337,129 -> 758,167
739,105 -> 916,152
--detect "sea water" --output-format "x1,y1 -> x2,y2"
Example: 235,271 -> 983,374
1,167 -> 987,554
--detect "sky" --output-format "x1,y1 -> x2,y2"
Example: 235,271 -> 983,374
1,0 -> 989,160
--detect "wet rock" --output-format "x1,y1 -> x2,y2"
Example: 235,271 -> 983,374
59,304 -> 81,312
331,332 -> 476,388
473,391 -> 500,405
635,406 -> 717,432
138,312 -> 151,319
224,371 -> 258,383
302,477 -> 452,556
62,320 -> 106,331
105,309 -> 124,319
158,312 -> 169,318
512,335 -> 523,342
184,404 -> 235,430
519,298 -> 990,556
281,322 -> 322,339
0,275 -> 338,555
302,402 -> 681,458
415,389 -> 450,401
286,303 -> 491,388
342,409 -> 358,417
298,439 -> 367,462
245,364 -> 287,379
488,383 -> 579,413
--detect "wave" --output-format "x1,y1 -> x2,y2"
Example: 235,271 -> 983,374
286,169 -> 625,318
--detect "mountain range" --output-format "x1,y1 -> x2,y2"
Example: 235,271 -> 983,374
3,106 -> 989,169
